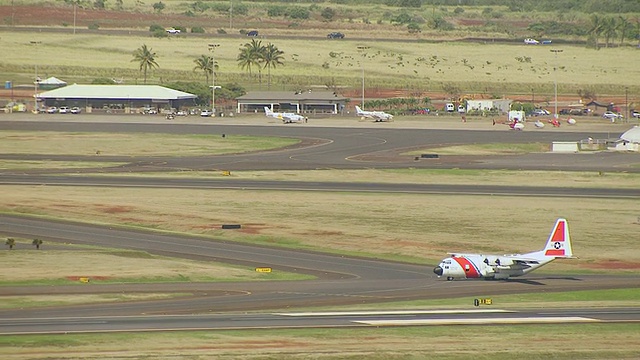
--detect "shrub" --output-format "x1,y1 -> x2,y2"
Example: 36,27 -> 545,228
267,5 -> 286,17
152,29 -> 168,38
88,23 -> 100,30
454,7 -> 464,14
287,7 -> 309,20
152,1 -> 165,13
216,28 -> 226,34
321,7 -> 335,21
407,22 -> 421,33
150,24 -> 164,32
190,1 -> 208,13
191,26 -> 205,33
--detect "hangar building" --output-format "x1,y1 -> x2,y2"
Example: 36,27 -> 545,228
37,84 -> 197,114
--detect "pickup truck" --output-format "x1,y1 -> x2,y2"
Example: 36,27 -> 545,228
166,28 -> 181,34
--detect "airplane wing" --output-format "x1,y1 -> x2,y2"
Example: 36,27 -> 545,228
492,258 -> 541,272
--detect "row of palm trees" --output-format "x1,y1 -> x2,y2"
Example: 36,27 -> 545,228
131,41 -> 285,88
589,14 -> 640,49
236,39 -> 285,89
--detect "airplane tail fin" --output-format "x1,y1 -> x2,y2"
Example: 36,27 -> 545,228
264,107 -> 272,116
355,106 -> 363,115
541,218 -> 573,258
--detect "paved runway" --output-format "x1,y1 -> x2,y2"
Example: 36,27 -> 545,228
3,307 -> 640,335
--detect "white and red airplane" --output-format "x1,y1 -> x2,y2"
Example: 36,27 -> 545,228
355,106 -> 393,122
433,218 -> 573,280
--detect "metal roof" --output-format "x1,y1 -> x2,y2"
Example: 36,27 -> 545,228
38,84 -> 197,100
237,91 -> 346,102
621,126 -> 640,143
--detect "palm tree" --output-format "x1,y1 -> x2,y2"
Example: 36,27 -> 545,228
236,46 -> 255,78
261,43 -> 285,89
237,39 -> 265,83
602,17 -> 617,48
32,238 -> 43,250
5,238 -> 15,250
193,55 -> 218,84
617,16 -> 631,46
589,14 -> 603,49
131,44 -> 159,84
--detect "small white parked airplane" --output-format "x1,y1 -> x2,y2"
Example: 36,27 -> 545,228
264,107 -> 305,123
433,218 -> 573,280
355,106 -> 393,122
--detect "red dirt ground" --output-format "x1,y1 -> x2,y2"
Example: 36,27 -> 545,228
0,5 -> 207,28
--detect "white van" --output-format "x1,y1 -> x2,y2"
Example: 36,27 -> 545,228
445,103 -> 455,112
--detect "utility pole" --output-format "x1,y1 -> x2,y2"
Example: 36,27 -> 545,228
357,46 -> 369,109
30,41 -> 42,114
208,43 -> 220,116
229,0 -> 233,31
550,49 -> 563,119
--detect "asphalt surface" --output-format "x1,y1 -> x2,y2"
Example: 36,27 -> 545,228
0,118 -> 638,172
1,117 -> 639,334
3,308 -> 639,335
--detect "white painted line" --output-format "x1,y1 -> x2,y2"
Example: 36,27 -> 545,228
353,317 -> 600,326
274,309 -> 513,317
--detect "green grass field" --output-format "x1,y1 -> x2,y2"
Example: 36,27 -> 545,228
2,31 -> 639,96
2,323 -> 639,359
2,128 -> 639,358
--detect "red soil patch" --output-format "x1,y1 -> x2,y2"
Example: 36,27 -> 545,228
95,205 -> 135,214
237,224 -> 270,234
583,260 -> 640,270
0,5 -> 206,29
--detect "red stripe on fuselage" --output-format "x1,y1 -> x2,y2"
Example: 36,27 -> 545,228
452,257 -> 481,278
551,221 -> 565,242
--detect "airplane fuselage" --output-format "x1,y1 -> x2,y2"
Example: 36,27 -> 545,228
433,254 -> 550,280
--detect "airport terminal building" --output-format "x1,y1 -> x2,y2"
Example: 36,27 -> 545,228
37,84 -> 197,113
236,91 -> 347,114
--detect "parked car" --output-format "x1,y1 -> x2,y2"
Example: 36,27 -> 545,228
327,32 -> 345,39
531,108 -> 550,116
58,106 -> 70,114
631,110 -> 640,119
70,106 -> 82,114
602,111 -> 623,120
200,109 -> 213,117
166,28 -> 181,34
46,106 -> 58,114
247,30 -> 259,37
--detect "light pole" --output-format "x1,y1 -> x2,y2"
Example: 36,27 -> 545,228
208,43 -> 220,116
357,46 -> 369,109
550,49 -> 563,119
30,41 -> 41,114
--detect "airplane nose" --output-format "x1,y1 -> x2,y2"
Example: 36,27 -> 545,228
433,266 -> 443,276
